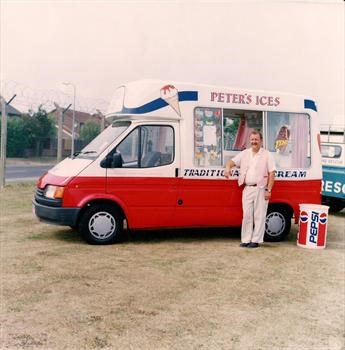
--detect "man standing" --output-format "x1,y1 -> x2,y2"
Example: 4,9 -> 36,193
224,130 -> 276,248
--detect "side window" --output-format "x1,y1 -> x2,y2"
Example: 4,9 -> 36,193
223,110 -> 263,151
116,125 -> 174,168
223,109 -> 263,164
267,112 -> 311,168
117,128 -> 139,166
321,144 -> 342,159
194,107 -> 222,166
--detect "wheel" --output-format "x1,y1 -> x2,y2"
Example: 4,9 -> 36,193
329,200 -> 345,213
79,204 -> 124,244
329,203 -> 345,213
264,205 -> 291,242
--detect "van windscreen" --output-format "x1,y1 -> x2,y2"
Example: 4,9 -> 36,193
74,121 -> 131,159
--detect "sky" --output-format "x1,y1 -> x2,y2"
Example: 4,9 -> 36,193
0,0 -> 344,124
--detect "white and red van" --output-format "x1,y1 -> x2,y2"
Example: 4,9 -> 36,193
33,80 -> 322,244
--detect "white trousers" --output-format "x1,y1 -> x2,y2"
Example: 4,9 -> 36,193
241,186 -> 268,243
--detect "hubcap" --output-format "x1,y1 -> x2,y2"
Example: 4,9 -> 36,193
265,212 -> 285,237
89,211 -> 116,240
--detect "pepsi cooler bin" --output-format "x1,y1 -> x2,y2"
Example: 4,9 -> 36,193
298,204 -> 330,249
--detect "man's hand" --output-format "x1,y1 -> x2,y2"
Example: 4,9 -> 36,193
224,169 -> 231,179
224,160 -> 236,179
264,191 -> 272,201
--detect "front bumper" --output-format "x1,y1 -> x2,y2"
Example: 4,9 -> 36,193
33,199 -> 80,227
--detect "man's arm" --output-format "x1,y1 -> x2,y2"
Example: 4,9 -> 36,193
266,171 -> 275,191
265,171 -> 275,200
224,159 -> 236,179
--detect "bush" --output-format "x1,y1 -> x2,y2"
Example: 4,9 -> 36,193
7,117 -> 29,157
80,120 -> 100,144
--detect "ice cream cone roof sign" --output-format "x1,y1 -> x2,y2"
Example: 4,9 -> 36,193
160,85 -> 181,116
107,82 -> 198,118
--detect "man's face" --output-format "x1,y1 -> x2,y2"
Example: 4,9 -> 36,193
250,134 -> 262,152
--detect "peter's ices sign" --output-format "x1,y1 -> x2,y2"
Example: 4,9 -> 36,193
210,91 -> 280,107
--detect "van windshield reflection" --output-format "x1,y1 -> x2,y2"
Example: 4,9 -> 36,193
73,121 -> 131,159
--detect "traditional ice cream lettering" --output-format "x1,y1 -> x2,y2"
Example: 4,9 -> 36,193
276,170 -> 307,178
183,169 -> 226,177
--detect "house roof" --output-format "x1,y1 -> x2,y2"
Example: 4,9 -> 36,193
0,96 -> 22,116
49,108 -> 103,139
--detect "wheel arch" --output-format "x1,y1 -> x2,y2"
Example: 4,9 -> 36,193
268,202 -> 294,219
76,198 -> 128,228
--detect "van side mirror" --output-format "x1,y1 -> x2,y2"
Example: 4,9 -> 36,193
100,152 -> 123,168
111,152 -> 123,168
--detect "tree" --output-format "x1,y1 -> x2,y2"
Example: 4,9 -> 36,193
80,120 -> 100,144
23,106 -> 56,156
7,117 -> 29,157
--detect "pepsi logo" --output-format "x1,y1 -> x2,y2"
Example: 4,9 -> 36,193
300,211 -> 309,223
319,212 -> 328,224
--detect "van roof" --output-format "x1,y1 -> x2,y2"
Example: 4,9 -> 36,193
106,79 -> 317,119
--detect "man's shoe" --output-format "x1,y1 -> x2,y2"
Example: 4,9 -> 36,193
247,242 -> 259,248
240,243 -> 250,247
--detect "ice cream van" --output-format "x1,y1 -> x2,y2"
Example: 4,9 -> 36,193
33,80 -> 322,244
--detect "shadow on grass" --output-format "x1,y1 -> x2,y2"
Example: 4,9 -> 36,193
331,210 -> 345,218
50,229 -> 84,243
27,230 -> 82,243
41,226 -> 299,246
125,227 -> 242,244
42,226 -> 242,245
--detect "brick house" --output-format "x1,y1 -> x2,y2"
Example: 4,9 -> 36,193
45,109 -> 105,156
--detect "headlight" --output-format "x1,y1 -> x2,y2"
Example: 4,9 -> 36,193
44,185 -> 65,199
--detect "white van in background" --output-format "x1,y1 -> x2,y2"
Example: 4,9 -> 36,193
320,124 -> 345,212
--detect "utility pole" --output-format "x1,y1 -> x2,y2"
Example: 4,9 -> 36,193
54,103 -> 63,163
96,109 -> 105,131
54,103 -> 71,163
0,96 -> 7,188
0,94 -> 16,189
62,82 -> 76,157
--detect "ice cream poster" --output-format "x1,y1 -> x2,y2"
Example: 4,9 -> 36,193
193,107 -> 222,166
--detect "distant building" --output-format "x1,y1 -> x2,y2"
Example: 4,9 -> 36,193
46,109 -> 105,156
0,96 -> 22,116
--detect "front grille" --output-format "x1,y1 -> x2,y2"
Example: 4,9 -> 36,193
35,188 -> 62,207
36,188 -> 44,197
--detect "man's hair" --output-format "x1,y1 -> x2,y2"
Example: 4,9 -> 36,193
250,130 -> 263,140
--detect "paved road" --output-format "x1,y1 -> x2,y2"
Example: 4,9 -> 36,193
6,165 -> 54,182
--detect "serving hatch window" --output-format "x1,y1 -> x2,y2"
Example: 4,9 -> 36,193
193,108 -> 263,167
266,112 -> 311,168
193,108 -> 312,169
223,110 -> 263,151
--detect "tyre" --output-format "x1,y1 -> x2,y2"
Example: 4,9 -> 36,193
264,205 -> 291,242
329,200 -> 345,213
79,204 -> 124,245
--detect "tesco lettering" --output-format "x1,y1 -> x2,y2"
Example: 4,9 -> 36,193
322,180 -> 345,194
